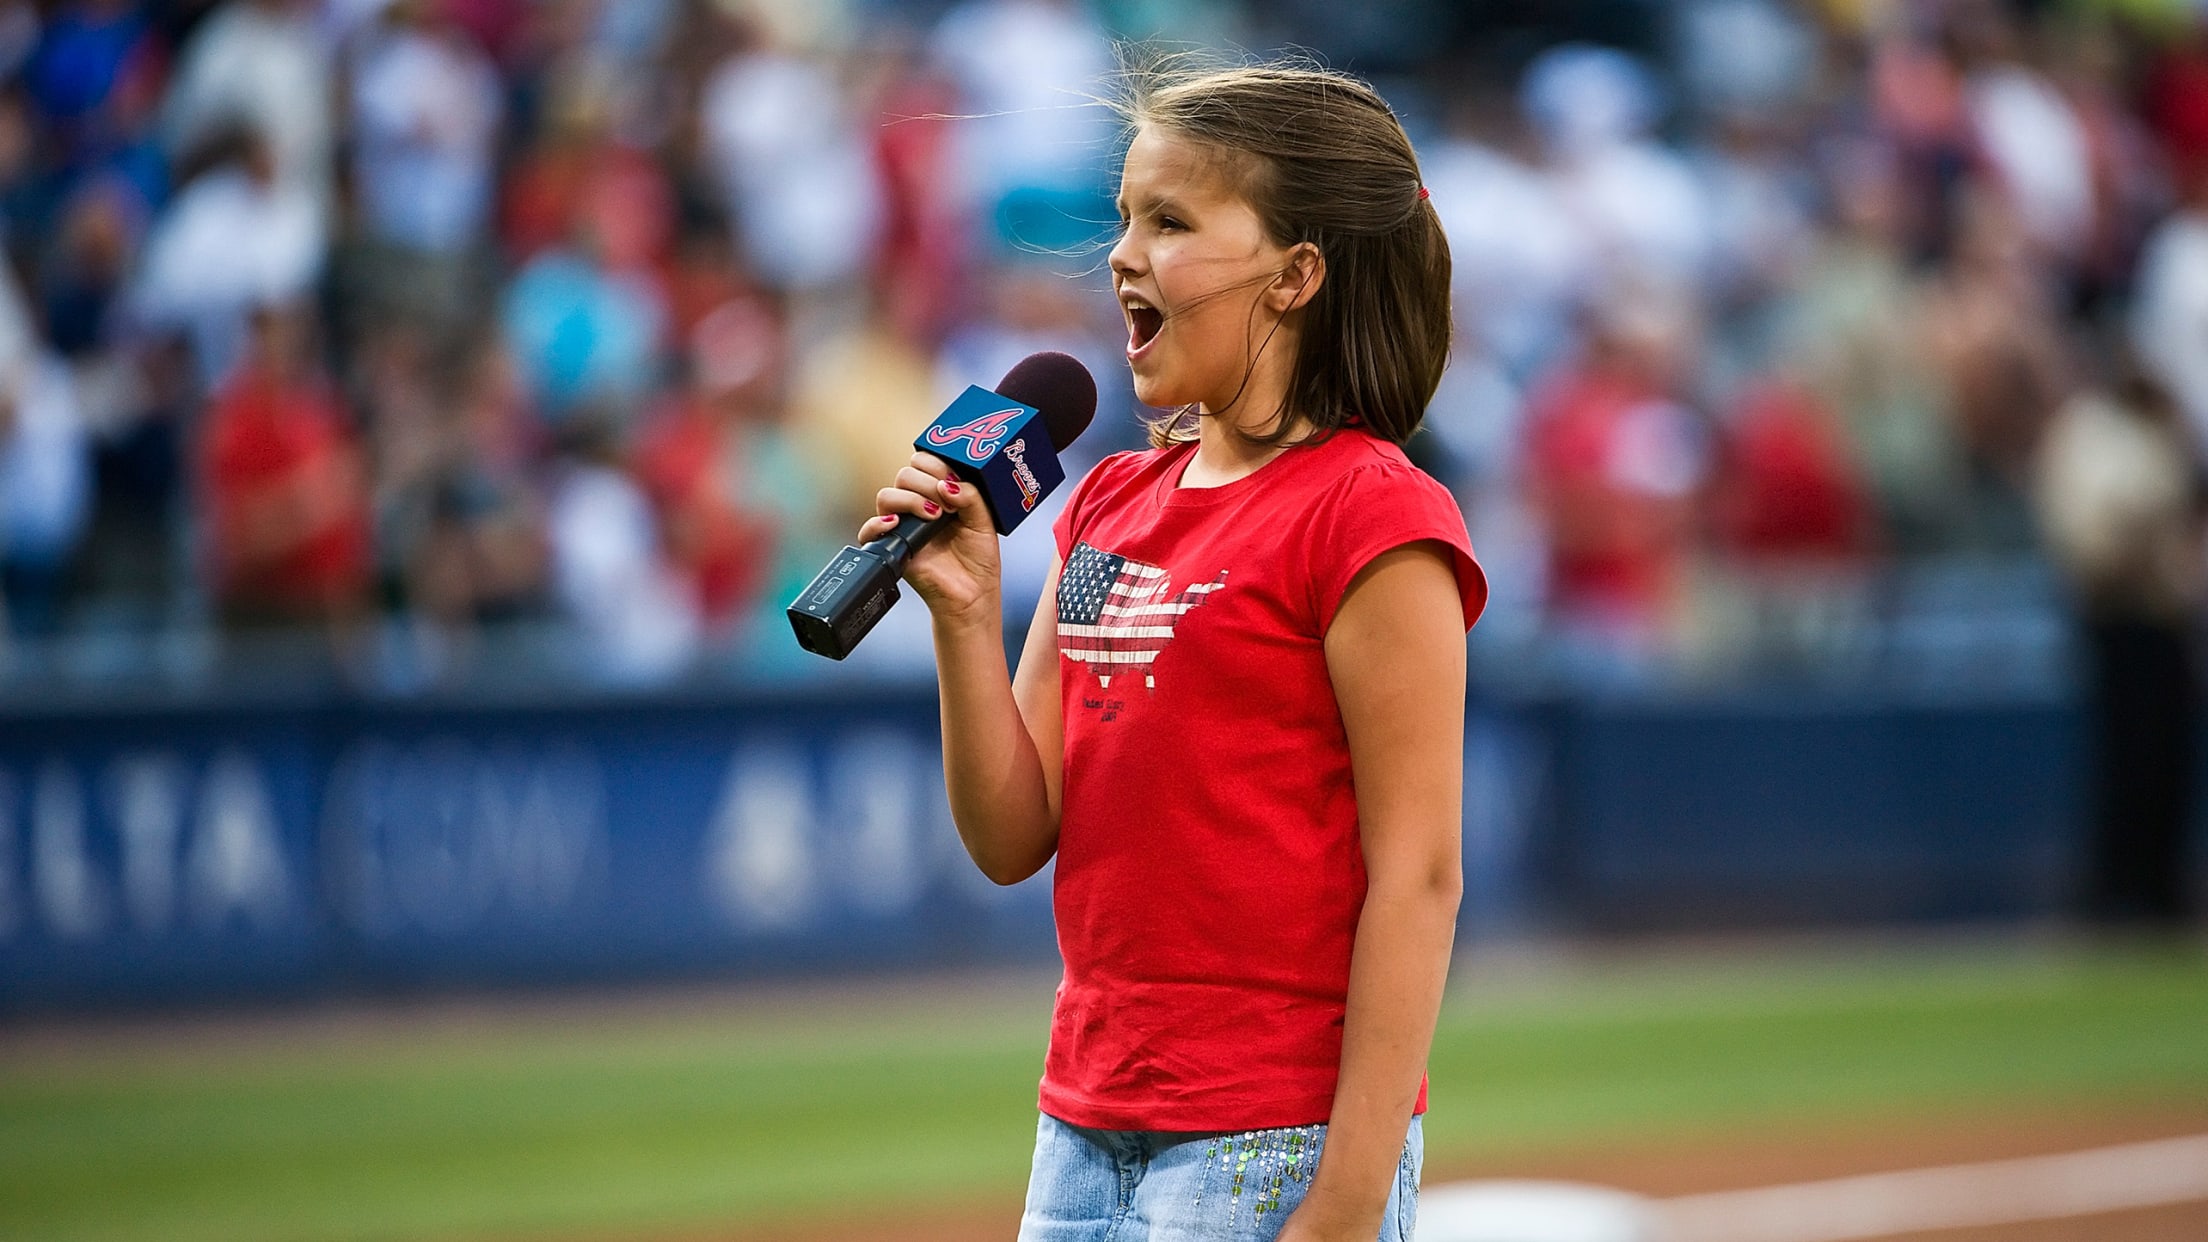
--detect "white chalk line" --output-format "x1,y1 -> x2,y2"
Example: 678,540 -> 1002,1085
1655,1132 -> 2208,1242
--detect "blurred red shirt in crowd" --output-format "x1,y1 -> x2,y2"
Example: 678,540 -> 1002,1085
198,305 -> 371,624
1716,382 -> 1874,562
501,94 -> 673,276
2146,30 -> 2208,184
1526,306 -> 1708,637
631,298 -> 784,625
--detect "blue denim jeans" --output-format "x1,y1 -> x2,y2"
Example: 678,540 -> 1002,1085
1016,1113 -> 1422,1241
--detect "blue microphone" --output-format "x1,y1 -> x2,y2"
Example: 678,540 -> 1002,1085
912,385 -> 1065,535
787,352 -> 1097,659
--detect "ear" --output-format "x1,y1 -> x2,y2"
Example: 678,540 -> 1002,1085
1267,242 -> 1325,314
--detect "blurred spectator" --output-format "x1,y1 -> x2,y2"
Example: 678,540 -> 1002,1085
1953,3 -> 2096,271
2048,18 -> 2164,310
2133,161 -> 2208,456
789,294 -> 941,537
633,297 -> 787,632
701,20 -> 883,292
355,319 -> 444,599
1522,44 -> 1712,293
1425,85 -> 1589,382
1716,380 -> 1874,565
0,3 -> 38,84
343,0 -> 502,330
929,0 -> 1114,259
128,121 -> 322,387
440,0 -> 532,68
500,65 -> 674,275
1687,109 -> 1820,402
1779,137 -> 1965,556
73,331 -> 191,628
1704,378 -> 1877,669
162,0 -> 332,210
0,266 -> 90,638
499,216 -> 667,422
197,301 -> 369,630
1867,19 -> 1975,265
547,415 -> 699,685
2036,361 -> 2203,928
40,174 -> 144,357
2144,15 -> 2208,185
0,84 -> 37,240
366,327 -> 547,660
866,38 -> 969,348
1671,0 -> 1815,122
1919,188 -> 2071,552
663,220 -> 751,344
432,335 -> 549,625
1525,283 -> 1712,662
24,0 -> 167,198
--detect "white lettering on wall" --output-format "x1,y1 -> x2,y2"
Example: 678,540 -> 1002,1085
34,760 -> 106,940
705,746 -> 814,929
109,754 -> 186,932
187,750 -> 290,930
486,743 -> 601,916
825,732 -> 922,916
324,738 -> 606,938
0,750 -> 294,943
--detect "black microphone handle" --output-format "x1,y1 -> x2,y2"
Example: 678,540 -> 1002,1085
860,508 -> 957,570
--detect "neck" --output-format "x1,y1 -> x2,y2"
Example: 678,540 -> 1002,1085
1184,401 -> 1314,488
1187,325 -> 1305,485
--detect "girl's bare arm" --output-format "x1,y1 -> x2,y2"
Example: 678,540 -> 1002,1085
1285,541 -> 1466,1241
858,454 -> 1062,884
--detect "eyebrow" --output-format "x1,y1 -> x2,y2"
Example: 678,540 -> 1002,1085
1115,193 -> 1187,220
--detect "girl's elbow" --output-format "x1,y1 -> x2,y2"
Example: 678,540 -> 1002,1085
970,830 -> 1057,886
1434,862 -> 1464,914
978,854 -> 1044,886
1373,851 -> 1463,909
1419,853 -> 1464,911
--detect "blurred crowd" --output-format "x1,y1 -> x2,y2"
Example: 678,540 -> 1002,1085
1,0 -> 2206,693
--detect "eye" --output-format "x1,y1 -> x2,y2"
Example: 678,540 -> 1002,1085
1157,215 -> 1186,232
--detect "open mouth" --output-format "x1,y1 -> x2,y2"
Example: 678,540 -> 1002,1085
1126,304 -> 1163,354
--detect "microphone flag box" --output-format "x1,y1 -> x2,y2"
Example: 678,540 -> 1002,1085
917,386 -> 1065,535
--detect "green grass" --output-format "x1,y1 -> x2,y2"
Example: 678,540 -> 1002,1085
2,944 -> 2205,1241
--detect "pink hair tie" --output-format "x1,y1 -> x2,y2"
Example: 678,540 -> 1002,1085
1417,186 -> 1430,200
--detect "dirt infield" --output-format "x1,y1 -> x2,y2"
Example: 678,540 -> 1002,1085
719,1105 -> 2208,1242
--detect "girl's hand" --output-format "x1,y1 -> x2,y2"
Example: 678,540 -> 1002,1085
1275,1178 -> 1387,1242
854,452 -> 1000,624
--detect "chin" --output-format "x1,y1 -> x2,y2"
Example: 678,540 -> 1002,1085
1130,365 -> 1210,414
1128,372 -> 1183,412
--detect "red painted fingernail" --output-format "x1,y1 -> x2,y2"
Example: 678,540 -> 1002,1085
942,480 -> 960,495
884,514 -> 899,525
923,501 -> 941,515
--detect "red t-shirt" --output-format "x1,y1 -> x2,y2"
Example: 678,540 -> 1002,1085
632,400 -> 777,622
1042,427 -> 1486,1132
201,369 -> 370,611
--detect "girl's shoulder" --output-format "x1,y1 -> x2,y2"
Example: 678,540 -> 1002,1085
1082,443 -> 1182,488
1064,441 -> 1189,505
1297,426 -> 1448,498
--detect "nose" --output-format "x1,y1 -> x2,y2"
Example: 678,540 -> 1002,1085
1108,228 -> 1141,282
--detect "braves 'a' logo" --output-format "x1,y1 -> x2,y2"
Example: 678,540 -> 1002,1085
923,408 -> 1023,460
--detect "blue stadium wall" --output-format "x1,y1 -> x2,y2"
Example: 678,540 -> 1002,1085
0,685 -> 2190,1013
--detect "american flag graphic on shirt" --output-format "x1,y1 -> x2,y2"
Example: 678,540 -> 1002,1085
1057,541 -> 1228,689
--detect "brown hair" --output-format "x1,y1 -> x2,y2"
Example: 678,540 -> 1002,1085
1116,55 -> 1452,448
